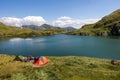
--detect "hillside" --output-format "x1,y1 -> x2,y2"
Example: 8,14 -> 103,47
68,9 -> 120,36
62,27 -> 76,32
0,23 -> 65,38
0,54 -> 120,80
22,24 -> 76,32
22,24 -> 57,30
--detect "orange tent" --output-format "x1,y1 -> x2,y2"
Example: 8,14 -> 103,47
33,56 -> 48,66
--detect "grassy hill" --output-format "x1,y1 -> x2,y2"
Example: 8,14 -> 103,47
0,23 -> 64,38
94,9 -> 120,28
0,54 -> 120,80
68,9 -> 120,36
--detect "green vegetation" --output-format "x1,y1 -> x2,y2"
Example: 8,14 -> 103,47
94,9 -> 120,28
0,54 -> 120,80
0,23 -> 65,38
67,24 -> 110,36
1,9 -> 120,37
67,9 -> 120,36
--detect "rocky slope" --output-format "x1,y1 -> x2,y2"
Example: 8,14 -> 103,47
69,9 -> 120,36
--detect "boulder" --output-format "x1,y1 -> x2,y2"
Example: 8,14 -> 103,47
111,22 -> 120,36
111,60 -> 120,65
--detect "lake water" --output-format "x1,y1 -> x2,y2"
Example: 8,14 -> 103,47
0,34 -> 120,59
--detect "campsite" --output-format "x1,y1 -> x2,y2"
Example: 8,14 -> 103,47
1,0 -> 120,80
0,54 -> 120,80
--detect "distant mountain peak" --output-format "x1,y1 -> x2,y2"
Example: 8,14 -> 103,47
62,26 -> 76,32
41,23 -> 52,26
22,23 -> 77,32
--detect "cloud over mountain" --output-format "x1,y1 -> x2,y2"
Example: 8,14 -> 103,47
53,16 -> 100,29
0,16 -> 46,27
22,16 -> 46,26
0,17 -> 22,27
0,16 -> 100,29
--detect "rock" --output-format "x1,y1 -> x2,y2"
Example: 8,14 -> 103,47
111,60 -> 120,65
97,31 -> 109,36
111,22 -> 120,36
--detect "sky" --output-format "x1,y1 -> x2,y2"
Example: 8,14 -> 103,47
0,0 -> 120,28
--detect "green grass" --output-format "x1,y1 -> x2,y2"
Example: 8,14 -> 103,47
94,9 -> 120,28
67,9 -> 120,36
67,24 -> 110,36
0,54 -> 120,80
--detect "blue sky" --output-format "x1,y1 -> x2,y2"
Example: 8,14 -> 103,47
0,0 -> 120,28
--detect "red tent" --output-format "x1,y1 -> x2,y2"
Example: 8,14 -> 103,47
33,56 -> 48,66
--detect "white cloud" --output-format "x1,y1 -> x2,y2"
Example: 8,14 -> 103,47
0,16 -> 100,29
22,16 -> 46,26
53,16 -> 100,29
0,17 -> 22,27
0,16 -> 46,27
9,38 -> 24,42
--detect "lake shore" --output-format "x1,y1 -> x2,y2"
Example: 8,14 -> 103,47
0,54 -> 120,80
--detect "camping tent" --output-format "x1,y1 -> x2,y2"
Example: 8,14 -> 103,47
33,56 -> 48,66
13,56 -> 22,61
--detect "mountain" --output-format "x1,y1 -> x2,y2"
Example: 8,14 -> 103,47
22,24 -> 76,32
22,24 -> 58,30
94,9 -> 120,29
22,25 -> 40,30
69,9 -> 120,36
62,27 -> 76,32
0,23 -> 63,38
40,24 -> 56,29
94,9 -> 120,36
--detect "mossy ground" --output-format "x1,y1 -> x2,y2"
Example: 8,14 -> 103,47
0,54 -> 120,80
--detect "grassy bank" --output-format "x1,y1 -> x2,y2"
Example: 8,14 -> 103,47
0,54 -> 120,80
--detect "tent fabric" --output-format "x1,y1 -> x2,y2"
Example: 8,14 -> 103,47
42,56 -> 48,64
13,56 -> 22,61
29,56 -> 34,60
33,56 -> 48,66
27,56 -> 34,62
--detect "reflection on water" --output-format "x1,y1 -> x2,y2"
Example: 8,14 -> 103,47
33,38 -> 46,43
25,38 -> 32,41
0,34 -> 120,59
107,36 -> 120,39
9,38 -> 24,42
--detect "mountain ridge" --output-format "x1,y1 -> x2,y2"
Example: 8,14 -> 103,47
22,23 -> 76,32
68,9 -> 120,36
0,23 -> 65,38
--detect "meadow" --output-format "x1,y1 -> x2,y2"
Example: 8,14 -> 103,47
0,54 -> 120,80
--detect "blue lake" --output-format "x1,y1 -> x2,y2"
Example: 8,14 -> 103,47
0,34 -> 120,59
